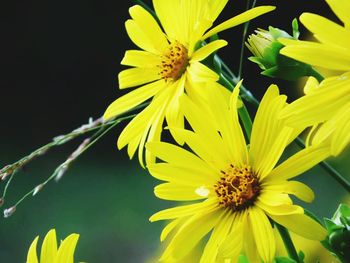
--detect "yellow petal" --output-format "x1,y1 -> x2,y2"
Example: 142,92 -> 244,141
152,0 -> 180,42
161,209 -> 224,261
202,6 -> 276,40
303,76 -> 320,95
258,191 -> 292,206
54,234 -> 79,263
191,40 -> 228,62
121,50 -> 161,68
149,199 -> 217,222
264,145 -> 331,182
143,100 -> 167,165
201,81 -> 248,166
187,61 -> 218,82
218,212 -> 244,260
147,162 -> 216,186
207,0 -> 229,22
331,116 -> 350,156
281,78 -> 350,127
165,76 -> 186,145
262,181 -> 315,203
280,41 -> 350,71
243,210 -> 261,263
146,141 -> 216,174
250,85 -> 293,179
249,207 -> 275,263
200,210 -> 233,263
128,5 -> 168,53
179,89 -> 226,156
118,68 -> 161,89
26,236 -> 39,263
154,183 -> 207,201
168,127 -> 228,170
300,13 -> 350,49
103,79 -> 164,120
117,88 -> 170,159
40,229 -> 58,263
256,201 -> 304,215
160,218 -> 182,242
325,0 -> 350,27
269,213 -> 327,240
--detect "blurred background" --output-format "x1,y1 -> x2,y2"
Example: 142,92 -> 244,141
0,0 -> 348,262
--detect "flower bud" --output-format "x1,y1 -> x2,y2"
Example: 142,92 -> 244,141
246,20 -> 314,81
322,204 -> 350,262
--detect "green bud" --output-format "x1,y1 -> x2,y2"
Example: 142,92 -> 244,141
322,203 -> 350,263
246,19 -> 313,81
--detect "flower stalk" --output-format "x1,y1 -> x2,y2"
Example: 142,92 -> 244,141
275,222 -> 300,262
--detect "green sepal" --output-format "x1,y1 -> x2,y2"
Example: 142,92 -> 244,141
237,254 -> 249,263
273,257 -> 297,263
322,203 -> 350,263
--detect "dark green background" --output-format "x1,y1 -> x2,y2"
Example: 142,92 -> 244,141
1,0 -> 348,262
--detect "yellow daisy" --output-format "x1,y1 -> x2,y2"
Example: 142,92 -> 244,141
103,0 -> 275,166
279,0 -> 350,73
280,75 -> 350,156
26,229 -> 80,263
146,83 -> 328,262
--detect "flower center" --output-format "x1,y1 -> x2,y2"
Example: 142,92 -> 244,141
159,41 -> 189,81
214,164 -> 261,211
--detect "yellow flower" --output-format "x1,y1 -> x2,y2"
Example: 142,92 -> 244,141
26,229 -> 80,263
103,0 -> 275,166
280,75 -> 350,156
279,0 -> 350,73
146,83 -> 328,263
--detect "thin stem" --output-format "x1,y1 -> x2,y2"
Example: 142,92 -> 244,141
237,0 -> 257,79
2,174 -> 15,200
320,160 -> 350,192
294,137 -> 350,192
238,104 -> 252,141
220,73 -> 253,140
275,222 -> 300,262
11,114 -> 134,211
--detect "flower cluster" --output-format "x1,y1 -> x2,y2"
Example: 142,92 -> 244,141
12,0 -> 350,262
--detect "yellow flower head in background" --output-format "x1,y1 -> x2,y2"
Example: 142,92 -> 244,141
281,76 -> 350,156
103,0 -> 275,166
277,0 -> 350,155
279,0 -> 350,73
147,83 -> 328,263
26,229 -> 80,263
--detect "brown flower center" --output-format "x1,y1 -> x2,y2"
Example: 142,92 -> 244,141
214,164 -> 261,211
159,41 -> 188,81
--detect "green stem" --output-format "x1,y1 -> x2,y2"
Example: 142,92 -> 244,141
237,0 -> 257,79
319,161 -> 350,192
275,222 -> 300,262
219,74 -> 253,140
294,137 -> 350,192
238,105 -> 252,141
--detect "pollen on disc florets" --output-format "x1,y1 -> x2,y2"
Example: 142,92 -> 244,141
214,164 -> 261,211
159,41 -> 189,81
